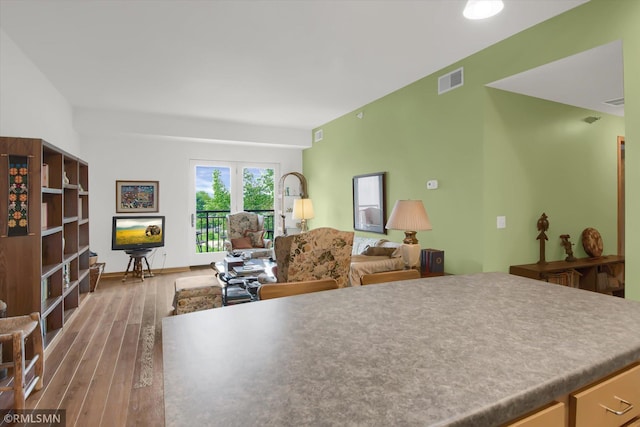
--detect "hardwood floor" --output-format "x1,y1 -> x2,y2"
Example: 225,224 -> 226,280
5,267 -> 208,426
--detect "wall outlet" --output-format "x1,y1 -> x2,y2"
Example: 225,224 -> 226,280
497,216 -> 506,229
426,180 -> 438,190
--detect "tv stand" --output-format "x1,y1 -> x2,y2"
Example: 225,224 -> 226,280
122,249 -> 153,282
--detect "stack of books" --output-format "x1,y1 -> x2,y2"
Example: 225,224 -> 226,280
420,249 -> 444,274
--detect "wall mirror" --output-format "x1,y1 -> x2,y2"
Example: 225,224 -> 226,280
353,172 -> 386,234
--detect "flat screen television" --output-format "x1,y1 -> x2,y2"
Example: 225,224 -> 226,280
111,216 -> 165,251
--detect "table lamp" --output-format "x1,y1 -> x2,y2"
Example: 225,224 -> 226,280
292,198 -> 314,232
385,199 -> 432,269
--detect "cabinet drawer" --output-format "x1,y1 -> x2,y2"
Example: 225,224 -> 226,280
572,364 -> 640,427
506,401 -> 565,427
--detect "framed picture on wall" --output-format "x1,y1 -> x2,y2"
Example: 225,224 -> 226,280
353,172 -> 386,234
116,180 -> 159,213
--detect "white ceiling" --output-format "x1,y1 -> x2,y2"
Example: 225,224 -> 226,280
0,0 -> 599,132
488,40 -> 624,117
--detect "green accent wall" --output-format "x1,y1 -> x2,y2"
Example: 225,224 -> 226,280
483,89 -> 624,270
304,0 -> 640,300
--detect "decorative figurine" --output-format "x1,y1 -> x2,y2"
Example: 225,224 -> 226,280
536,213 -> 549,265
559,234 -> 576,262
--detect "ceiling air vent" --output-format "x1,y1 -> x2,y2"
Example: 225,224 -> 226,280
314,129 -> 323,142
603,97 -> 624,107
438,67 -> 464,95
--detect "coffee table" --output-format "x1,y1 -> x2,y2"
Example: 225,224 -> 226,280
212,258 -> 276,305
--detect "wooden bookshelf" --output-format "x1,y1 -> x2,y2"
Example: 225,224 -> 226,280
0,137 -> 90,347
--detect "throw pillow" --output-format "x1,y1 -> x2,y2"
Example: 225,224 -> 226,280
244,230 -> 265,248
231,236 -> 253,249
361,246 -> 396,257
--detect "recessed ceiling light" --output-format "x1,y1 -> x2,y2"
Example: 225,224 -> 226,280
463,0 -> 504,20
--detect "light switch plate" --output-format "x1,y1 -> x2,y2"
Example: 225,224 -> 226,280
497,216 -> 506,229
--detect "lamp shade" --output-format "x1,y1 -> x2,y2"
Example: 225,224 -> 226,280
385,200 -> 432,232
292,198 -> 315,220
463,0 -> 504,20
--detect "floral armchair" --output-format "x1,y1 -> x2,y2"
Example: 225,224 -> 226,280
274,227 -> 354,288
224,212 -> 272,252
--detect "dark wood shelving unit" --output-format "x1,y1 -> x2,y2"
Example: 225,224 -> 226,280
0,136 -> 90,348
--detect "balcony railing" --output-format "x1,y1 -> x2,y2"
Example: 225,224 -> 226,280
195,209 -> 275,253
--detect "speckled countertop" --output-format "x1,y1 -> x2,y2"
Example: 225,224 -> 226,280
162,272 -> 640,426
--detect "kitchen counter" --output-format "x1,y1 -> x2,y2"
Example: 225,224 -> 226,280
163,272 -> 640,426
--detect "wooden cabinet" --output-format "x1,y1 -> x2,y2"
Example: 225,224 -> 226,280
509,256 -> 624,297
0,137 -> 90,347
571,363 -> 640,427
504,362 -> 640,427
506,402 -> 565,427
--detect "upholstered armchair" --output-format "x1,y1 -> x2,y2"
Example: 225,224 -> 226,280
274,227 -> 354,288
224,211 -> 272,252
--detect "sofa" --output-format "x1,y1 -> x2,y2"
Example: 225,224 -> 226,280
349,237 -> 404,286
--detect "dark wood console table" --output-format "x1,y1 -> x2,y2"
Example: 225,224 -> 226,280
510,255 -> 624,297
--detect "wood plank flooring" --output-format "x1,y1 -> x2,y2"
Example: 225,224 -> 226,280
3,267 -> 210,426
